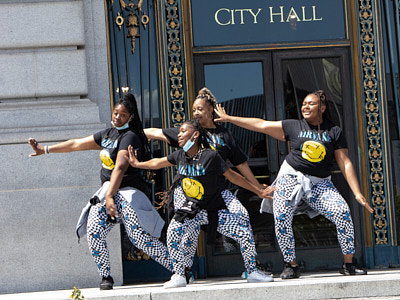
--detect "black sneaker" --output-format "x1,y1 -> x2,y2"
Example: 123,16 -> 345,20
256,260 -> 273,276
100,276 -> 114,290
340,262 -> 367,275
280,263 -> 301,279
184,267 -> 194,284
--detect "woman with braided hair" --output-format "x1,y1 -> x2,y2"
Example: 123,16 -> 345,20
28,93 -> 172,290
144,87 -> 268,281
127,119 -> 275,288
215,89 -> 374,279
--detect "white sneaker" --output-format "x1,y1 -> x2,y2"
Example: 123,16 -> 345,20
247,270 -> 274,283
163,274 -> 187,288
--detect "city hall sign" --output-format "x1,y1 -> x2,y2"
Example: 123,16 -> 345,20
191,0 -> 347,47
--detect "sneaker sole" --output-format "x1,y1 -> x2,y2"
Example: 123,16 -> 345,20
163,283 -> 187,289
247,278 -> 274,283
100,285 -> 113,290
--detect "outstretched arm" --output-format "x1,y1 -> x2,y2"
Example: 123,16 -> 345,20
236,161 -> 265,190
126,145 -> 172,169
144,128 -> 170,143
28,136 -> 100,156
214,104 -> 285,141
335,148 -> 373,213
223,168 -> 275,199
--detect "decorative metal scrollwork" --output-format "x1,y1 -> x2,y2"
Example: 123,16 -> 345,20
116,12 -> 124,30
358,0 -> 387,245
113,0 -> 150,54
164,0 -> 186,126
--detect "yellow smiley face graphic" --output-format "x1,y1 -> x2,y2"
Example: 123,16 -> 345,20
100,149 -> 115,170
182,178 -> 204,201
301,140 -> 326,163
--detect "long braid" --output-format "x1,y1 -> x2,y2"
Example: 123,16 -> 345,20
183,119 -> 211,149
117,93 -> 151,161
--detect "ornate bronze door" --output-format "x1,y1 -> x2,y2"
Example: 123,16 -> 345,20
106,0 -> 171,283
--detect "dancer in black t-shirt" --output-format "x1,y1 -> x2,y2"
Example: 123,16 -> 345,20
215,90 -> 373,279
127,119 -> 275,288
145,88 -> 266,280
28,93 -> 172,290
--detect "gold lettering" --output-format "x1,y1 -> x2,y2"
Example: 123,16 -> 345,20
235,9 -> 246,24
312,6 -> 322,21
269,6 -> 284,23
216,6 -> 322,26
302,6 -> 312,21
215,8 -> 231,26
286,7 -> 300,22
249,8 -> 262,24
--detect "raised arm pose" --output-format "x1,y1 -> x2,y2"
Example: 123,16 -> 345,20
145,88 -> 270,281
28,93 -> 172,290
127,119 -> 275,288
215,90 -> 373,279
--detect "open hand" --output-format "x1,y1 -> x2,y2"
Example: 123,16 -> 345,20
257,185 -> 276,199
28,138 -> 45,157
355,194 -> 374,213
125,145 -> 139,167
214,104 -> 230,123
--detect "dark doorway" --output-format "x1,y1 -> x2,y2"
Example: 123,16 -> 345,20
194,47 -> 363,276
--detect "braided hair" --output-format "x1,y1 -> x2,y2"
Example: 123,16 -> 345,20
306,89 -> 334,137
182,119 -> 211,149
308,89 -> 333,124
116,93 -> 151,161
196,87 -> 218,121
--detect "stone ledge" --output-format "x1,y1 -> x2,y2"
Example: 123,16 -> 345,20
1,269 -> 399,300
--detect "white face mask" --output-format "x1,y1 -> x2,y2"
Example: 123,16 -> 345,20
111,120 -> 130,130
183,133 -> 196,152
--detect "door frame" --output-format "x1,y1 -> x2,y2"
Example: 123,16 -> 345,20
193,46 -> 366,275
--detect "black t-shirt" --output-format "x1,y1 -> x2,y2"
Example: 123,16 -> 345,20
162,124 -> 247,166
282,119 -> 348,178
167,148 -> 228,211
94,128 -> 148,192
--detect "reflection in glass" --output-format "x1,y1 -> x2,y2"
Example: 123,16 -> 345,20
204,62 -> 275,254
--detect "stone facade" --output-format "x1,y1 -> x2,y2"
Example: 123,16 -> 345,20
0,0 -> 123,293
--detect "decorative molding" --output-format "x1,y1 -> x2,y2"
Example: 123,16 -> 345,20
358,0 -> 387,244
163,0 -> 187,127
111,0 -> 149,54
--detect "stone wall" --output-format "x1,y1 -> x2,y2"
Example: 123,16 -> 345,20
0,0 -> 123,293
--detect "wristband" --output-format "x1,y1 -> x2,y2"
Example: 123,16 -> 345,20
44,145 -> 49,154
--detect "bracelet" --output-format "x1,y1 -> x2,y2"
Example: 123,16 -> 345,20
44,145 -> 49,154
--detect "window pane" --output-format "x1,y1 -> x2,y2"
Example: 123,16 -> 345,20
204,62 -> 265,157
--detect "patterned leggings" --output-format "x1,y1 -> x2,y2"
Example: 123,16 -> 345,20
87,192 -> 173,277
273,174 -> 355,263
168,187 -> 257,276
179,188 -> 253,268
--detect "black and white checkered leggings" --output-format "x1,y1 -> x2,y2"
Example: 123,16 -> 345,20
273,174 -> 355,263
87,192 -> 173,277
168,187 -> 257,276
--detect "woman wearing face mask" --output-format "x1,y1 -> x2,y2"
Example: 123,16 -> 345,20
127,119 -> 275,288
144,88 -> 266,278
214,90 -> 374,279
28,93 -> 172,290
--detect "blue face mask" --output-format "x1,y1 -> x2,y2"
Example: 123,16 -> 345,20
183,134 -> 196,152
111,121 -> 130,130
